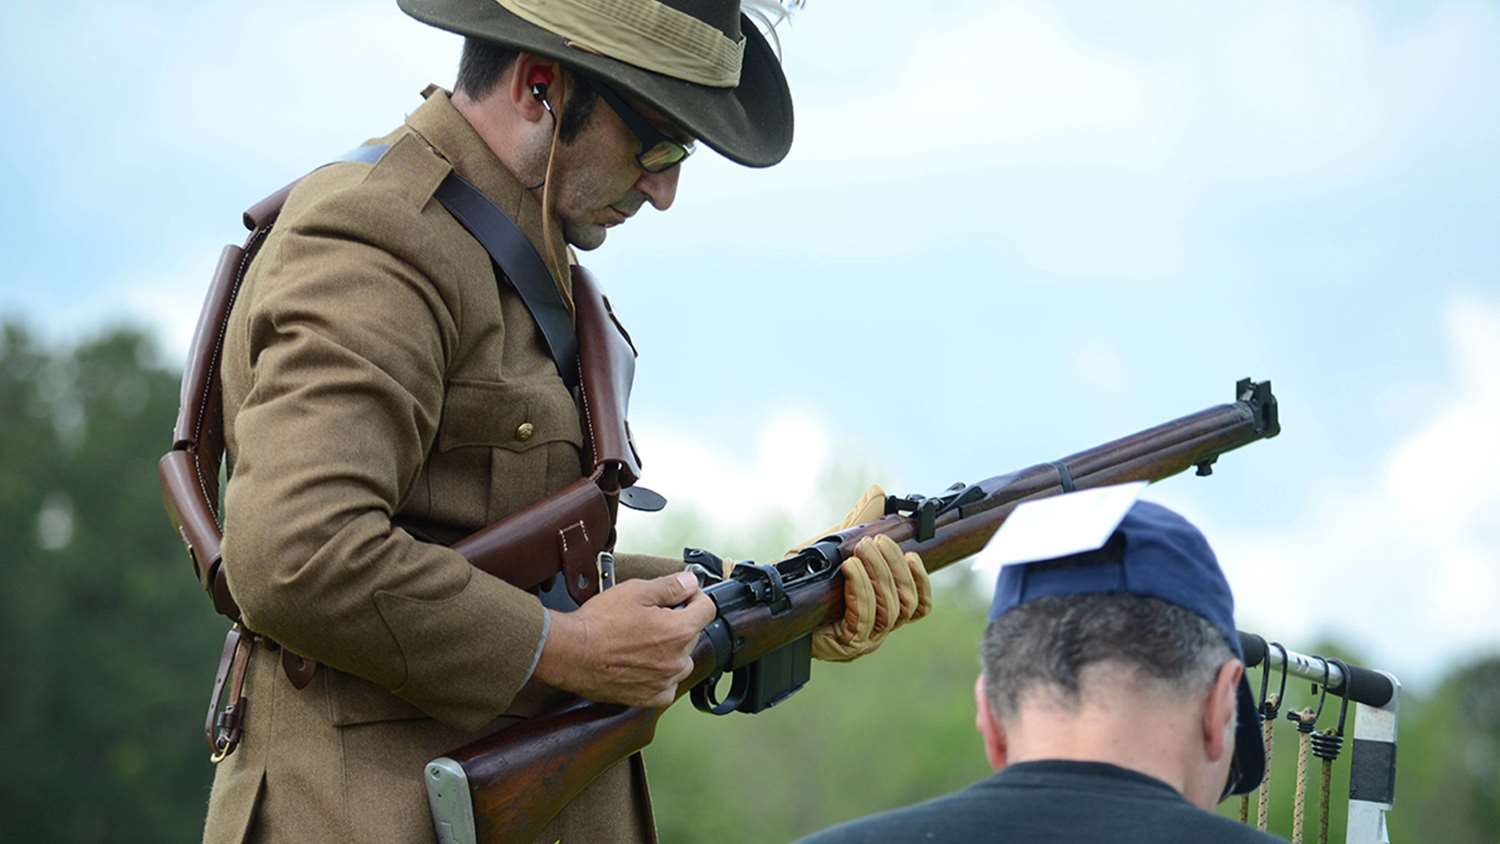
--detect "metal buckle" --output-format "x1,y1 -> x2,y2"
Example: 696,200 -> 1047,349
596,551 -> 616,592
205,624 -> 254,764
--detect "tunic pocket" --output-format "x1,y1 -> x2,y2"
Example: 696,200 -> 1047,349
328,667 -> 429,726
436,377 -> 585,524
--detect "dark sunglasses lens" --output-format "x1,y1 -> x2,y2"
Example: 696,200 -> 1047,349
638,140 -> 694,173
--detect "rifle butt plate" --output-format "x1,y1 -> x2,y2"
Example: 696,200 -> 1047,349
426,757 -> 477,844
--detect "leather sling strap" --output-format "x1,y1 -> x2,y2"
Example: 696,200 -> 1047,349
162,144 -> 644,697
437,173 -> 580,388
351,144 -> 581,388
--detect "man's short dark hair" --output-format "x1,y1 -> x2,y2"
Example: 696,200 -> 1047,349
455,37 -> 600,144
982,593 -> 1233,718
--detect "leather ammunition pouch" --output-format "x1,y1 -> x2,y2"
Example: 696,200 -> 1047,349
160,149 -> 651,755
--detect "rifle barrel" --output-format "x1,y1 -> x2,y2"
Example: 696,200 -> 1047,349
436,379 -> 1279,843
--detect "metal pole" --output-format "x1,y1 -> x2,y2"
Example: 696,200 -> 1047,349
1259,644 -> 1349,692
1345,672 -> 1400,844
1238,634 -> 1400,843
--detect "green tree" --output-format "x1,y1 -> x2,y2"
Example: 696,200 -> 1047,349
645,581 -> 993,842
0,323 -> 224,841
1389,656 -> 1500,844
2,321 -> 1497,843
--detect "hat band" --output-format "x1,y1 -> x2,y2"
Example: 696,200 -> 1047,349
497,0 -> 745,87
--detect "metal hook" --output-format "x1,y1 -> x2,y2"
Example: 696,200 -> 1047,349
1310,657 -> 1332,724
1263,641 -> 1290,716
1290,656 -> 1332,734
1311,657 -> 1354,763
1326,658 -> 1354,737
1257,643 -> 1273,708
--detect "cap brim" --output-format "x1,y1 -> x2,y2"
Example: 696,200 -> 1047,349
1226,675 -> 1267,798
398,0 -> 793,167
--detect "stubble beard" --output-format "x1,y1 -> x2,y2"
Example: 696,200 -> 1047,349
555,168 -> 627,251
563,218 -> 608,251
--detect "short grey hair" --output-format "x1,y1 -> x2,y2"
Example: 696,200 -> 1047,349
981,593 -> 1234,719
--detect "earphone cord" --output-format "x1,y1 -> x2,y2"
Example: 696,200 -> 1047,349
538,75 -> 568,287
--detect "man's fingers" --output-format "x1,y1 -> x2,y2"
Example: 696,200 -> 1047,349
674,587 -> 717,630
907,552 -> 933,620
876,535 -> 919,626
839,555 -> 877,643
638,570 -> 701,608
668,654 -> 696,689
856,537 -> 900,635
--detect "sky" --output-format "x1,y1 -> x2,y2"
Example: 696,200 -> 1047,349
1,1 -> 1497,691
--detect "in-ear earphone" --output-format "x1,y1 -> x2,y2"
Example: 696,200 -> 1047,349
528,67 -> 555,112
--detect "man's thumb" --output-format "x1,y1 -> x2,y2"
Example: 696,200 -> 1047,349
642,571 -> 699,606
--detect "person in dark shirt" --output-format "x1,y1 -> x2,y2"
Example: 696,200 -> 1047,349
801,498 -> 1286,844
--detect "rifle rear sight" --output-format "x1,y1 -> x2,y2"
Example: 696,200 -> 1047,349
686,541 -> 843,716
886,482 -> 989,542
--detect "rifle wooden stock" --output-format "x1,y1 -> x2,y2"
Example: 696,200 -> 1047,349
437,380 -> 1279,843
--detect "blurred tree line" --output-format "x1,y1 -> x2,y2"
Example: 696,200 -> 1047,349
0,322 -> 1495,842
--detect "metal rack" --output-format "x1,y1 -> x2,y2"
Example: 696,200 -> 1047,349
1239,632 -> 1401,844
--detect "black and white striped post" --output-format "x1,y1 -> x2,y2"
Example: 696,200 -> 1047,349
1240,633 -> 1400,844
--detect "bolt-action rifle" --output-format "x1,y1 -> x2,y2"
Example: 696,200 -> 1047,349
424,379 -> 1282,844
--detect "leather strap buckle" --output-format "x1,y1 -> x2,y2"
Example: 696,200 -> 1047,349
205,624 -> 255,763
596,550 -> 616,591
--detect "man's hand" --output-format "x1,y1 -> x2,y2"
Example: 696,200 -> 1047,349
800,485 -> 933,662
533,571 -> 715,709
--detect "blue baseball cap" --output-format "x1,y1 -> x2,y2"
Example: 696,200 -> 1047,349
988,499 -> 1265,798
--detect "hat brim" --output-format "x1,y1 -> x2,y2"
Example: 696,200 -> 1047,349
1226,675 -> 1267,798
398,0 -> 793,167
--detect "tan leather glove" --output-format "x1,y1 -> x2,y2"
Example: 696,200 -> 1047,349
797,485 -> 933,662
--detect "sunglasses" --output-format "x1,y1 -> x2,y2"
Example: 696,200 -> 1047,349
592,80 -> 696,173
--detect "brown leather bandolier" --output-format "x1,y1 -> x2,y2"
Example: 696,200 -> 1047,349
160,157 -> 651,762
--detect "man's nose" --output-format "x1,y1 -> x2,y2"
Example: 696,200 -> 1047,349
636,164 -> 680,211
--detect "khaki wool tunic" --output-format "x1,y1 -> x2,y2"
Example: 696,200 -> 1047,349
203,88 -> 682,844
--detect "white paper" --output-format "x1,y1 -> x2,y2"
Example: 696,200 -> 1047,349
972,481 -> 1148,572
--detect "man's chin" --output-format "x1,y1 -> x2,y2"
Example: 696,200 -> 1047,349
563,222 -> 607,251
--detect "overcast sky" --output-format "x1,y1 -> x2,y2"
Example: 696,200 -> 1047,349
2,1 -> 1497,690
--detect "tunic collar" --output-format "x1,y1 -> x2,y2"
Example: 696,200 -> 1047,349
404,85 -> 574,308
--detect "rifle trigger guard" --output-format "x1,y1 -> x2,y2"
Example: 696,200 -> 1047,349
690,668 -> 750,716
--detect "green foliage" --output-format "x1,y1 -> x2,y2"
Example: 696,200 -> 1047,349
0,323 -> 225,842
1,321 -> 1496,842
1388,656 -> 1500,844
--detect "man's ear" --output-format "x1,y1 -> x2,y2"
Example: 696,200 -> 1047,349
974,675 -> 1009,772
1202,659 -> 1242,763
508,53 -> 562,123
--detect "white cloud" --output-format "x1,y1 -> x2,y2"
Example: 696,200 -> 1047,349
1151,294 -> 1500,688
787,2 -> 1190,173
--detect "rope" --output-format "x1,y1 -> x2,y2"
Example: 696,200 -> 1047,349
1317,755 -> 1333,844
1256,690 -> 1281,831
1289,707 -> 1317,844
1311,659 -> 1353,844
